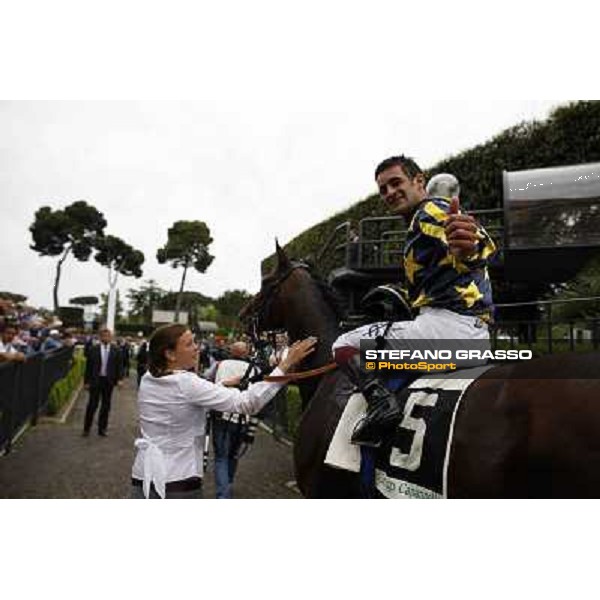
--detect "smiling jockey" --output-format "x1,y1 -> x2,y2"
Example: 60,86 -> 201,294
332,156 -> 497,447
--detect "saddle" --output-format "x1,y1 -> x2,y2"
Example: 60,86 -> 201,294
359,284 -> 413,324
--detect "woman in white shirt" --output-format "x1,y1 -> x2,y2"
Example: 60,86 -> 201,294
131,324 -> 316,499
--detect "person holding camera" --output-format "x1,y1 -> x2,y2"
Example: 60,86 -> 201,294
208,341 -> 259,499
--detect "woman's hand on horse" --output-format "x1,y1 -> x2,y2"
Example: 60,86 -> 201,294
278,337 -> 318,373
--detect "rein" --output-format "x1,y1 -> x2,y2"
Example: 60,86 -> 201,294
264,361 -> 338,383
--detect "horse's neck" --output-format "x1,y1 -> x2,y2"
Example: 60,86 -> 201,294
285,302 -> 338,368
283,283 -> 339,405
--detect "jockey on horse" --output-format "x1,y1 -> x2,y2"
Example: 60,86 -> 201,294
332,156 -> 497,447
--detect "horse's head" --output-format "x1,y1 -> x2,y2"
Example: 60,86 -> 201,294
239,241 -> 309,337
240,241 -> 344,340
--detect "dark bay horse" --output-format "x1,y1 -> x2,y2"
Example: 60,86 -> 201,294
242,244 -> 600,498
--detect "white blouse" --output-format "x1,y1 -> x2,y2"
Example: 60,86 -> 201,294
131,368 -> 285,498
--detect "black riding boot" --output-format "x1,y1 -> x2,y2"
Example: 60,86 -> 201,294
340,355 -> 403,447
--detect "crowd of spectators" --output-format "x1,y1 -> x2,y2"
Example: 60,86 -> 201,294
0,297 -> 138,366
0,298 -> 71,363
1,294 -> 291,375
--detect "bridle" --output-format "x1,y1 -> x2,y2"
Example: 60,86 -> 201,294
243,260 -> 310,342
242,260 -> 338,383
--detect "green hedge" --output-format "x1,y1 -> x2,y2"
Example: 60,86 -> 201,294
262,101 -> 600,274
286,385 -> 303,439
47,350 -> 86,416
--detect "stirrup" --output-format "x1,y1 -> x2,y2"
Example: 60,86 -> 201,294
350,416 -> 383,448
350,397 -> 402,447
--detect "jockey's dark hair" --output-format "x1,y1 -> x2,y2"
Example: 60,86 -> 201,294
375,155 -> 423,180
148,323 -> 188,377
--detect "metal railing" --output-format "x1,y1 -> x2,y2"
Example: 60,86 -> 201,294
0,346 -> 74,453
356,209 -> 504,270
316,209 -> 505,274
491,296 -> 600,355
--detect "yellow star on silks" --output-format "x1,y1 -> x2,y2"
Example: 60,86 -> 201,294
454,281 -> 484,308
412,291 -> 431,308
480,239 -> 497,260
438,254 -> 471,274
404,249 -> 422,284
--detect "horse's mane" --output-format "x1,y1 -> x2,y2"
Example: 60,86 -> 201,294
262,258 -> 346,322
310,269 -> 346,322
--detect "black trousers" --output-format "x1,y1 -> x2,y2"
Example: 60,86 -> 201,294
84,377 -> 114,433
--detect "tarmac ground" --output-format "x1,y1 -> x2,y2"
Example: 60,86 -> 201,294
0,372 -> 300,499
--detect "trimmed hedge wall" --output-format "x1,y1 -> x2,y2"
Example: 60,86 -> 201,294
47,349 -> 86,416
262,101 -> 600,274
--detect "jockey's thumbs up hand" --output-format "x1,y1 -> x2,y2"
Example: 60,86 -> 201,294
445,196 -> 478,258
449,196 -> 460,215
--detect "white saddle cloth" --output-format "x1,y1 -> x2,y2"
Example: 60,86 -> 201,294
324,392 -> 367,473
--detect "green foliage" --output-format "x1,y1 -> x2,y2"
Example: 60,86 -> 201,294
286,386 -> 303,439
214,289 -> 253,330
29,200 -> 107,311
214,289 -> 253,316
198,303 -> 219,322
0,291 -> 28,303
156,220 -> 214,273
157,220 -> 215,320
546,253 -> 600,321
69,295 -> 99,306
124,283 -> 252,331
159,290 -> 214,311
94,235 -> 144,278
126,280 -> 167,323
159,290 -> 215,326
29,201 -> 106,259
47,350 -> 86,416
58,306 -> 84,327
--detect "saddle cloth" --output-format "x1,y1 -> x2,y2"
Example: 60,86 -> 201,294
325,365 -> 493,498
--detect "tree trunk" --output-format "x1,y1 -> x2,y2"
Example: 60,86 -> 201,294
106,266 -> 119,332
175,264 -> 189,324
53,246 -> 71,313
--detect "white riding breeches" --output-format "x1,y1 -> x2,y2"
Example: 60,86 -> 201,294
332,307 -> 490,364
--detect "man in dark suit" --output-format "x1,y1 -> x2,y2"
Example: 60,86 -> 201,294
83,327 -> 123,437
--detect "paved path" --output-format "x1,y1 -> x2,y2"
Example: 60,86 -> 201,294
0,374 -> 299,499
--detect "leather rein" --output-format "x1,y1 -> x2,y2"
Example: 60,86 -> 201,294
264,361 -> 338,383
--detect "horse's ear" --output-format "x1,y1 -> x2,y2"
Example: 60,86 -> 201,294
275,238 -> 291,271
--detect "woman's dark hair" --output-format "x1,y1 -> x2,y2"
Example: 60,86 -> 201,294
148,324 -> 188,377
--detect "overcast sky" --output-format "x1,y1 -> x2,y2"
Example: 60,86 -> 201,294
0,100 -> 564,310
